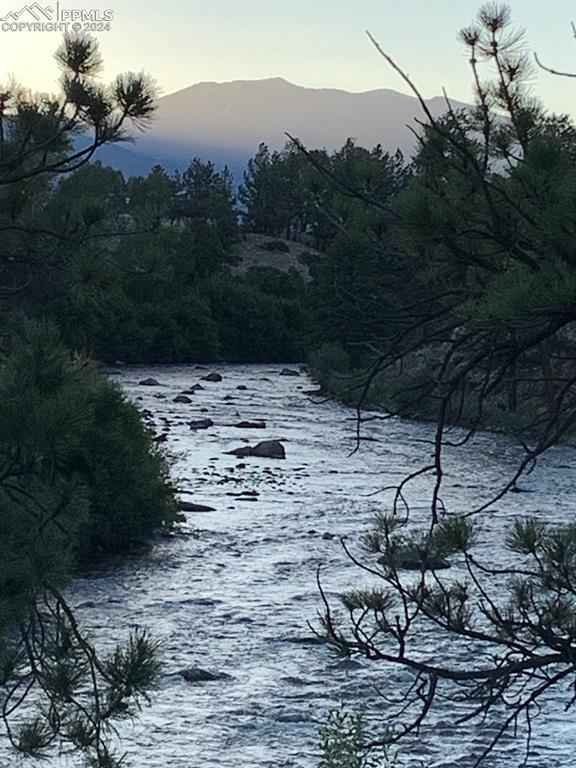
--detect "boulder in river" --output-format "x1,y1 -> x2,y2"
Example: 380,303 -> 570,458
139,377 -> 160,386
202,372 -> 223,382
179,501 -> 216,512
236,385 -> 248,390
279,368 -> 300,377
173,395 -> 192,404
182,384 -> 204,393
189,418 -> 214,430
227,446 -> 253,458
179,666 -> 232,683
226,440 -> 285,459
251,440 -> 285,459
232,420 -> 266,429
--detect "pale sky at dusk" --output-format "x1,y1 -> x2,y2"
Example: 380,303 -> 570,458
0,0 -> 574,117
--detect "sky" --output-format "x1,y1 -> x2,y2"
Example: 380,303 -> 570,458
0,0 -> 574,117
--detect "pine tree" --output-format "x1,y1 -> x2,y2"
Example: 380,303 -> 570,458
315,5 -> 576,765
0,36 -> 174,768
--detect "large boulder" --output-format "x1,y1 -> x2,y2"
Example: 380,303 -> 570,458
226,439 -> 285,459
227,446 -> 253,458
139,377 -> 160,386
179,667 -> 232,683
250,440 -> 285,459
202,372 -> 223,382
173,395 -> 192,404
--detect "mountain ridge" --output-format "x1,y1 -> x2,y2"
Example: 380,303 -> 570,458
95,77 -> 466,179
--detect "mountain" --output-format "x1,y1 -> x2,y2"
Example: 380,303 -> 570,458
98,77 -> 465,181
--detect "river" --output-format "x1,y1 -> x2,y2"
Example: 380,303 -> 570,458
9,364 -> 576,767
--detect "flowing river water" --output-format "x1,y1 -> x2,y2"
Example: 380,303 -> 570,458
6,364 -> 576,767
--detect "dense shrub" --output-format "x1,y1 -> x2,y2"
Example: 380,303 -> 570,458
0,319 -> 177,633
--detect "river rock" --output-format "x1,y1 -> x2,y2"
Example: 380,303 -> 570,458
189,418 -> 214,430
236,385 -> 248,390
280,635 -> 325,646
226,440 -> 285,459
279,368 -> 300,377
182,384 -> 204,393
332,659 -> 364,671
202,372 -> 222,382
227,446 -> 253,457
232,420 -> 266,429
139,377 -> 160,386
251,440 -> 285,459
179,667 -> 232,683
279,676 -> 317,686
179,501 -> 216,512
173,395 -> 192,403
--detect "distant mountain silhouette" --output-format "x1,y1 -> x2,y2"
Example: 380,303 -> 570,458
96,77 -> 465,181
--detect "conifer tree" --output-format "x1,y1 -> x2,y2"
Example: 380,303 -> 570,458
0,36 -> 174,768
